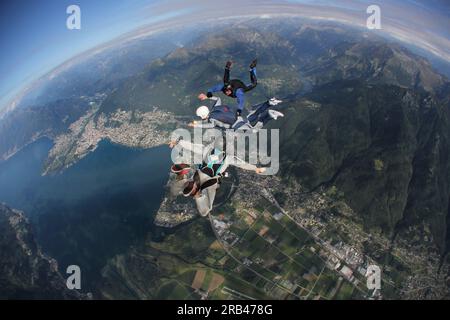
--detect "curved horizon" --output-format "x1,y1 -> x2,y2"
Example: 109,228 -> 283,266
1,0 -> 449,113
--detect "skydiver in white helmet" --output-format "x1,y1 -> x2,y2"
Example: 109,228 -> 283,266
189,94 -> 284,132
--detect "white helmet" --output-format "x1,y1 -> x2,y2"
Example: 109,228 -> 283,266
196,105 -> 210,119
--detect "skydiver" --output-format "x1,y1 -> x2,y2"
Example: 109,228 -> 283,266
168,163 -> 193,196
189,95 -> 236,130
199,59 -> 258,116
168,139 -> 266,216
189,94 -> 284,132
169,138 -> 265,176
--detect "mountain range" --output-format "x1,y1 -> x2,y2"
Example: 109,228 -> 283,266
0,18 -> 449,298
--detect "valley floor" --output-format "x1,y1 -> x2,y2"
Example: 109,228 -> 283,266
98,170 -> 449,300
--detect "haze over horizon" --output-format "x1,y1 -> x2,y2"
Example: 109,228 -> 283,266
1,0 -> 449,111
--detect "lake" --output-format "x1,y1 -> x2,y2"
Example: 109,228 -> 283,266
0,138 -> 172,289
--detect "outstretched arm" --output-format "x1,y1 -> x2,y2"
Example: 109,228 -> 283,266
169,139 -> 210,165
227,155 -> 266,174
198,93 -> 222,107
209,96 -> 222,107
207,84 -> 224,97
230,156 -> 258,171
188,120 -> 216,129
177,140 -> 207,156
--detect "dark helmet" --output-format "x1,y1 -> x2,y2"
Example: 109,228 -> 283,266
222,84 -> 233,95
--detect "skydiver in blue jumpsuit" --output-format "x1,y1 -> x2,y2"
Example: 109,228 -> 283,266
199,59 -> 258,116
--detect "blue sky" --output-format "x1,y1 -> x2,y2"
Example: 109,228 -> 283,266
0,0 -> 182,108
1,0 -> 449,111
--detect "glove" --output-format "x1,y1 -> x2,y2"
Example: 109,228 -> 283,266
226,61 -> 233,69
249,59 -> 257,69
206,92 -> 213,98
